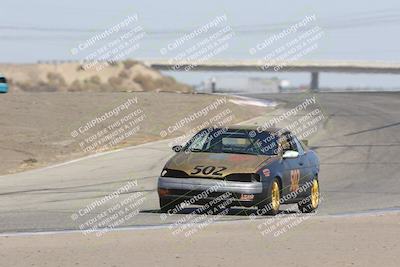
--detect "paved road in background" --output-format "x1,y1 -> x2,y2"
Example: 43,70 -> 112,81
252,92 -> 400,215
1,92 -> 399,233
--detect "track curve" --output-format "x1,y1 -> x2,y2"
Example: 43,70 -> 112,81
0,92 -> 399,233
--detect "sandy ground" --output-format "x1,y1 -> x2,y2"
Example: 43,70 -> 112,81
0,92 -> 267,175
0,212 -> 399,267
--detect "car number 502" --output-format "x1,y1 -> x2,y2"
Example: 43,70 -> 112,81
190,165 -> 227,176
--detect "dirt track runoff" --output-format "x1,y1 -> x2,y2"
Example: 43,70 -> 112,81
0,92 -> 399,266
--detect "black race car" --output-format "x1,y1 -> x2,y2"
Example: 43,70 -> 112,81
158,126 -> 320,215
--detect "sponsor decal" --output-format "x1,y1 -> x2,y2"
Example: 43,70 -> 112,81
263,168 -> 271,177
290,169 -> 300,191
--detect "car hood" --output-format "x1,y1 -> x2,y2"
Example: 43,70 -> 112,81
165,152 -> 273,177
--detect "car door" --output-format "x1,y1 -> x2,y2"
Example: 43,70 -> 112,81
280,132 -> 303,197
292,136 -> 312,196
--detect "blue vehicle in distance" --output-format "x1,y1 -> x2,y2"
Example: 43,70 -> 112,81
0,74 -> 9,93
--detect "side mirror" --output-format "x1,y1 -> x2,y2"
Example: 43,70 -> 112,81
301,140 -> 309,146
282,150 -> 299,159
172,145 -> 182,152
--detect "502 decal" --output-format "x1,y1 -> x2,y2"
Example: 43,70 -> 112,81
190,165 -> 227,176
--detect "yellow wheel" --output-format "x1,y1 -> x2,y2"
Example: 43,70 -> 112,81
298,178 -> 319,213
271,181 -> 281,211
311,179 -> 320,209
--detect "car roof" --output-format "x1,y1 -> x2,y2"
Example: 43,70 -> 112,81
222,125 -> 285,133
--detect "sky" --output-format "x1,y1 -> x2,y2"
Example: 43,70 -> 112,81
1,0 -> 400,88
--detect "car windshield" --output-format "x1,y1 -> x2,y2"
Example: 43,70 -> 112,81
184,128 -> 279,155
0,77 -> 6,83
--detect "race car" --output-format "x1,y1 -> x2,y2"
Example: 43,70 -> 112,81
0,74 -> 9,93
158,126 -> 320,216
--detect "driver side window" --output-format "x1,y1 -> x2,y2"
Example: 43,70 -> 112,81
280,132 -> 298,152
293,137 -> 305,155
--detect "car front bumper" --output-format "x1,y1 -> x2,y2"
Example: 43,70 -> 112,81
158,176 -> 265,207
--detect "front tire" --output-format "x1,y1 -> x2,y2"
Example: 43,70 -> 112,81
298,178 -> 319,213
257,178 -> 281,216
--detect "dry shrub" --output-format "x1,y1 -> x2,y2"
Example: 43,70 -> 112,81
108,76 -> 124,90
133,74 -> 192,92
68,76 -> 107,92
89,75 -> 101,85
47,72 -> 66,87
69,80 -> 82,92
17,81 -> 57,92
123,60 -> 139,70
118,70 -> 130,79
133,74 -> 157,90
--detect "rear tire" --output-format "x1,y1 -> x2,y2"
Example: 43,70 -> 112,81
298,178 -> 319,213
257,178 -> 281,216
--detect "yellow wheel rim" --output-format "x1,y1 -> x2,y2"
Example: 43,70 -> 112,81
271,181 -> 280,211
311,179 -> 319,209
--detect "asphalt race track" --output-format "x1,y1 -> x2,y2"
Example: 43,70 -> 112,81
1,92 -> 399,233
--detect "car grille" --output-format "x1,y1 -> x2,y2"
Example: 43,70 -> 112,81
168,189 -> 242,200
162,169 -> 260,182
